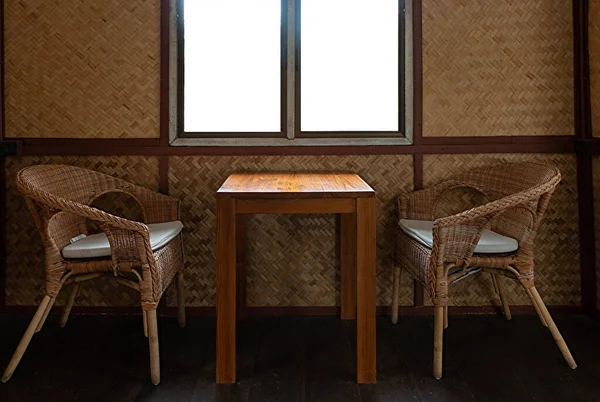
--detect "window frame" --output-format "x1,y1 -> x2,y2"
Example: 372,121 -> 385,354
169,0 -> 413,147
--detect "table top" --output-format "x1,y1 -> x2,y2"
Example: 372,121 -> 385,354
217,173 -> 374,198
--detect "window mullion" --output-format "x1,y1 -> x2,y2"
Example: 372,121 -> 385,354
286,0 -> 297,139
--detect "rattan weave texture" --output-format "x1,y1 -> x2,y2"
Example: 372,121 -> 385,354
423,0 -> 574,137
4,0 -> 161,138
422,154 -> 580,307
5,156 -> 160,306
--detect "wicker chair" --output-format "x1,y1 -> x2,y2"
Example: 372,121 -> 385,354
1,165 -> 186,385
390,162 -> 577,379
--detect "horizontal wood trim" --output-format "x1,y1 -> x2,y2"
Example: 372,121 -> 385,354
1,306 -> 162,316
241,305 -> 582,317
420,135 -> 575,145
236,198 -> 357,214
1,305 -> 582,317
13,136 -> 576,156
15,138 -> 161,148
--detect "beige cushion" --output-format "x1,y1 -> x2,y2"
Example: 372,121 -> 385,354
62,221 -> 184,259
398,219 -> 518,254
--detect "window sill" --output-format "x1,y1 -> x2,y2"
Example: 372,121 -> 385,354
169,137 -> 413,147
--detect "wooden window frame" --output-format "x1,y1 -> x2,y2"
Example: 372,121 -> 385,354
169,0 -> 413,147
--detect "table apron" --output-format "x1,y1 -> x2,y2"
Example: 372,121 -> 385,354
235,198 -> 358,214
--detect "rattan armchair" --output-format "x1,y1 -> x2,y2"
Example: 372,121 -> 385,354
1,165 -> 186,385
390,162 -> 577,379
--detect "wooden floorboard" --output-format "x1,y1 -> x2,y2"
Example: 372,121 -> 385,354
389,315 -> 475,401
498,315 -> 589,402
0,314 -> 599,401
356,319 -> 419,401
248,317 -> 304,402
303,318 -> 360,402
440,315 -> 530,402
545,315 -> 600,402
135,317 -> 213,402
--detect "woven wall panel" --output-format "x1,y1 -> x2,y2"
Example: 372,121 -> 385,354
168,156 -> 414,307
423,154 -> 580,307
4,0 -> 160,138
5,156 -> 160,306
590,1 -> 600,137
423,0 -> 574,137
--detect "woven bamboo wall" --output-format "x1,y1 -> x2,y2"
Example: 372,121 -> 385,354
423,154 -> 580,307
423,0 -> 574,137
591,0 -> 600,137
167,156 -> 414,308
5,156 -> 160,306
3,0 -> 161,138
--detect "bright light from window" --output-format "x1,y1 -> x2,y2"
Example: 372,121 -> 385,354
301,0 -> 399,132
184,0 -> 281,132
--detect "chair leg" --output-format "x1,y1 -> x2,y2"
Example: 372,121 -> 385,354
529,287 -> 577,369
433,306 -> 444,379
391,266 -> 402,324
35,296 -> 57,333
2,295 -> 52,383
525,287 -> 548,327
60,283 -> 80,328
176,271 -> 186,328
147,309 -> 161,385
142,309 -> 148,338
492,275 -> 512,320
443,306 -> 449,329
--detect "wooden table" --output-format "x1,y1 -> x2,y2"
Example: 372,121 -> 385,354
216,173 -> 377,384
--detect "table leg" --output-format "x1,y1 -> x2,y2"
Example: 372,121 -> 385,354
340,213 -> 357,320
236,215 -> 247,318
356,197 -> 376,384
216,197 -> 236,384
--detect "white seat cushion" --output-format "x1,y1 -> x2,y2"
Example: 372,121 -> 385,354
62,221 -> 184,259
398,219 -> 518,254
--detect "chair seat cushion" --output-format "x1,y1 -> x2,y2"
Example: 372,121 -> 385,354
62,221 -> 184,259
398,219 -> 518,254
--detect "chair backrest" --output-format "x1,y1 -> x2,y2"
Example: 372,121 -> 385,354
16,165 -> 138,253
454,162 -> 560,204
453,162 -> 561,247
17,164 -> 130,207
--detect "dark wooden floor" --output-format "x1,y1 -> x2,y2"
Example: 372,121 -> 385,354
0,313 -> 599,401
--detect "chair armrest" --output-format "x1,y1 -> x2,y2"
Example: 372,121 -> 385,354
42,196 -> 157,277
98,220 -> 154,271
430,217 -> 492,270
63,202 -> 154,264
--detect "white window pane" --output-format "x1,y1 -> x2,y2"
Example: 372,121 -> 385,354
184,0 -> 281,132
301,0 -> 399,132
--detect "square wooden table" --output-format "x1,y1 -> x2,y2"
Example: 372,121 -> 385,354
216,173 -> 377,384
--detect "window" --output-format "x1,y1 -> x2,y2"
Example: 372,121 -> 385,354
183,0 -> 282,133
171,0 -> 413,146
